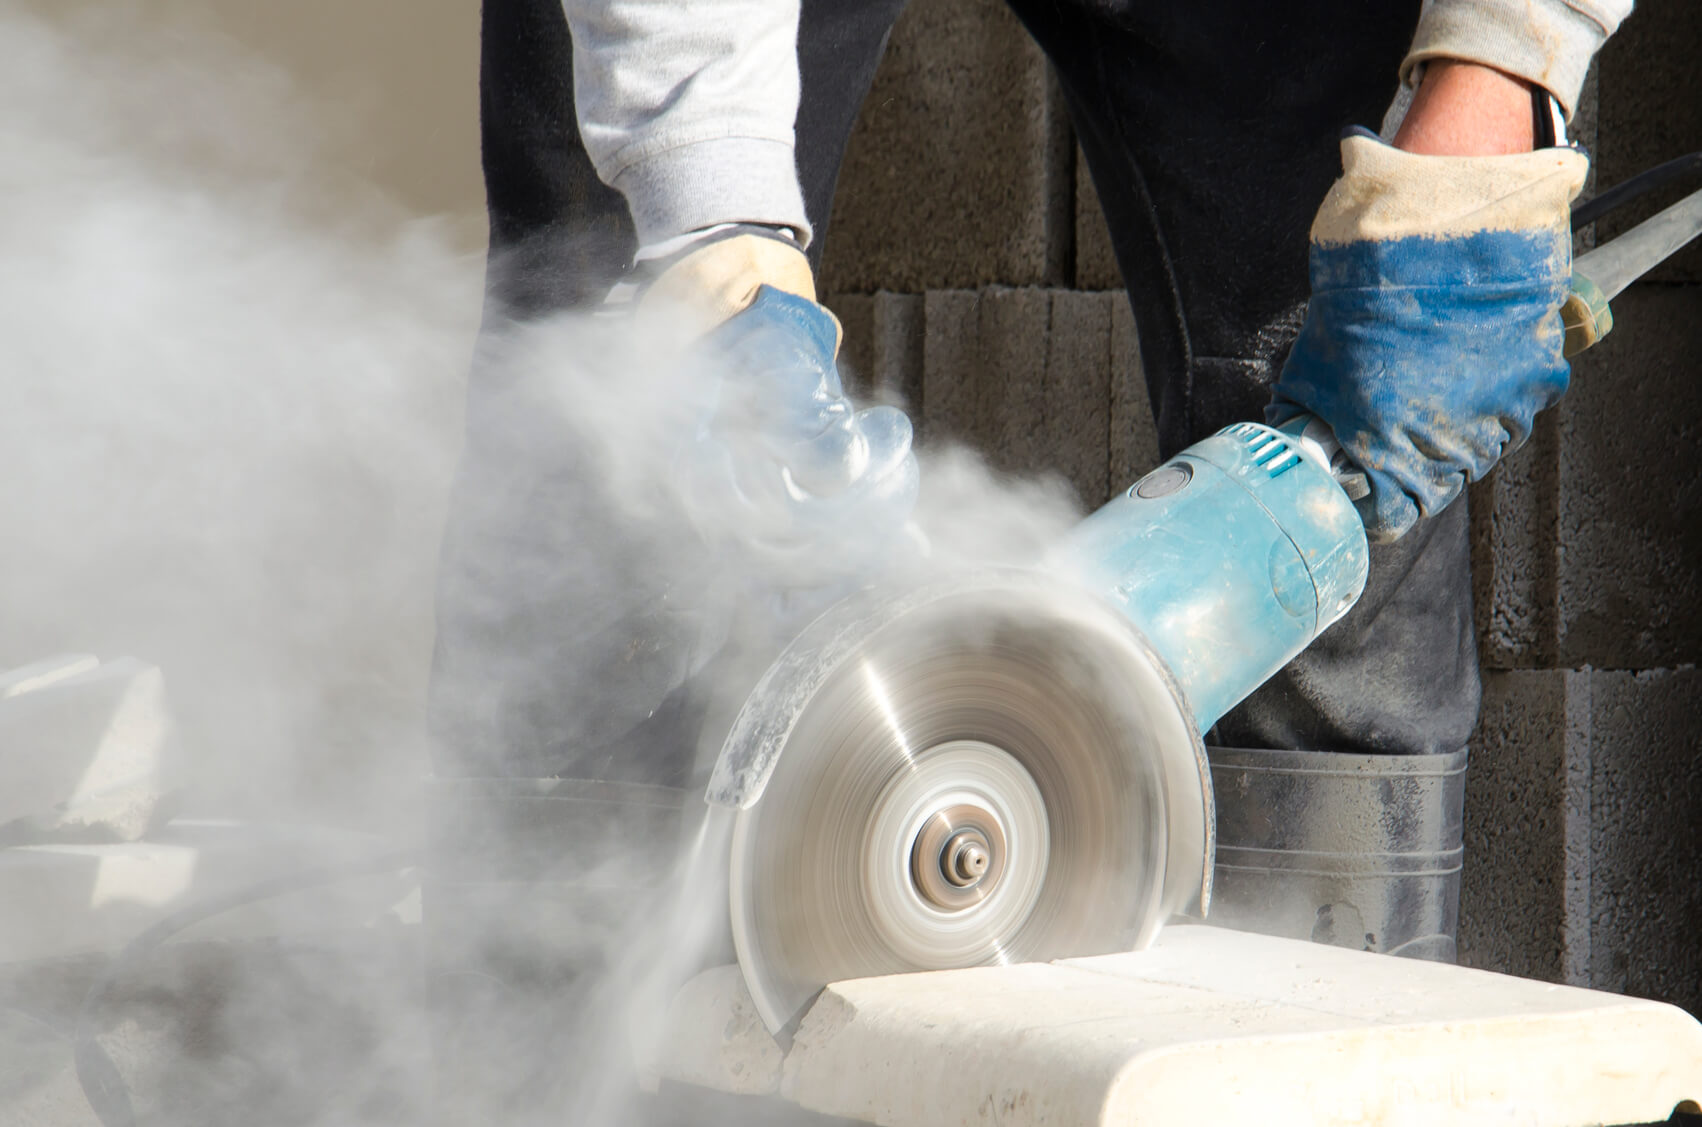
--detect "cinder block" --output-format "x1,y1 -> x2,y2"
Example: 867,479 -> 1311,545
1074,147 -> 1122,291
1555,286 -> 1702,667
827,293 -> 875,401
919,287 -> 1157,509
0,657 -> 185,841
1585,668 -> 1702,1010
870,292 -> 926,413
1594,0 -> 1702,283
923,288 -> 1050,466
828,292 -> 925,413
1461,667 -> 1702,1018
1469,285 -> 1702,670
921,288 -> 1115,507
1041,292 -> 1115,507
1468,414 -> 1562,671
1108,296 -> 1159,489
817,0 -> 1073,293
1458,669 -> 1588,982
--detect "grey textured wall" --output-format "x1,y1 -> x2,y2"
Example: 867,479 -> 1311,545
822,0 -> 1702,1016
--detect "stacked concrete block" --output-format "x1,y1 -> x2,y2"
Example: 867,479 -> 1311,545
826,291 -> 925,411
1470,288 -> 1702,672
0,656 -> 186,842
1074,148 -> 1123,292
832,288 -> 1158,509
1460,0 -> 1702,1019
1592,0 -> 1702,284
816,0 -> 1074,294
1462,669 -> 1702,1018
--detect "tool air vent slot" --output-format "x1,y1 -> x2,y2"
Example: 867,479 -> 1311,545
1223,423 -> 1299,478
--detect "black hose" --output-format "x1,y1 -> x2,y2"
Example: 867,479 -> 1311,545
73,847 -> 419,1127
1572,151 -> 1702,231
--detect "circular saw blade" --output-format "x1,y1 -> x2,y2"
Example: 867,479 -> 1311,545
729,578 -> 1205,1034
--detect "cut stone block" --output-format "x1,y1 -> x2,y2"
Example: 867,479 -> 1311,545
1470,285 -> 1702,670
659,927 -> 1702,1126
0,657 -> 186,841
650,964 -> 784,1097
1595,0 -> 1702,284
1461,667 -> 1702,1018
0,819 -> 416,963
817,0 -> 1073,293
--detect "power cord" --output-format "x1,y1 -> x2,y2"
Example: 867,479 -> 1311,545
1573,151 -> 1702,231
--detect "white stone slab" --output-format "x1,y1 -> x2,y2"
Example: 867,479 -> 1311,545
0,819 -> 417,963
0,657 -> 185,840
665,926 -> 1702,1126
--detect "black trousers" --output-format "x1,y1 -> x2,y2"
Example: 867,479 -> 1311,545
432,0 -> 1479,785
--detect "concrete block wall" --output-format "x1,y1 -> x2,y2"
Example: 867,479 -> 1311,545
823,0 -> 1702,1016
823,0 -> 1158,514
1458,0 -> 1702,1017
816,0 -> 1074,294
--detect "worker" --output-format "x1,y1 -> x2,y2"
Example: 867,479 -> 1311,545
424,0 -> 1629,1116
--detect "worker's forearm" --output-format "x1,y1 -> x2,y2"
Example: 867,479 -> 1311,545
1392,61 -> 1535,157
1400,0 -> 1633,120
559,0 -> 811,246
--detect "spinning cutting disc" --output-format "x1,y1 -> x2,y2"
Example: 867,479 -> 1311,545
728,578 -> 1208,1034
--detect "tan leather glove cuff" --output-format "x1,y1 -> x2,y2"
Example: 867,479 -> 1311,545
641,232 -> 833,345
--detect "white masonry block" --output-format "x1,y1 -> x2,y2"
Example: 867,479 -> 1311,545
661,926 -> 1702,1127
0,656 -> 186,841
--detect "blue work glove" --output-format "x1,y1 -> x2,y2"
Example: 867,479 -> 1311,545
1268,130 -> 1588,543
638,228 -> 919,591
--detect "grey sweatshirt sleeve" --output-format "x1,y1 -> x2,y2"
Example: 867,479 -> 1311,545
1402,0 -> 1634,118
560,0 -> 811,247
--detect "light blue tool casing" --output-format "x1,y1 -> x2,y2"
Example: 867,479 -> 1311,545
1051,421 -> 1369,733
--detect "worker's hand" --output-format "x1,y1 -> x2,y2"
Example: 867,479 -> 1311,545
639,228 -> 919,586
1267,130 -> 1587,543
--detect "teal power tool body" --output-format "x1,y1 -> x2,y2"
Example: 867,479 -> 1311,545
707,185 -> 1702,1035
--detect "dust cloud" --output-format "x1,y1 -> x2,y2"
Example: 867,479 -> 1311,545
0,6 -> 1081,1126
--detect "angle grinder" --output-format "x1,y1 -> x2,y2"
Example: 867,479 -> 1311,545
706,417 -> 1369,1034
